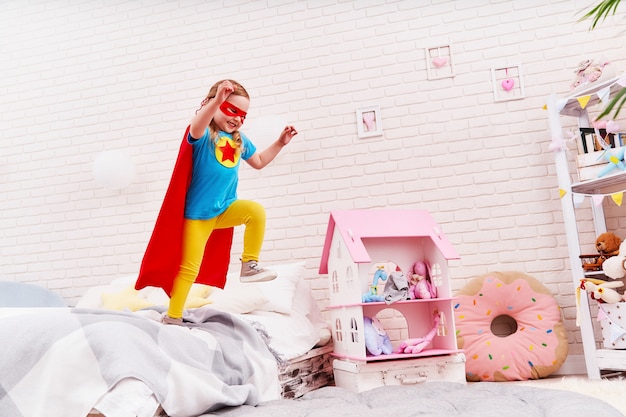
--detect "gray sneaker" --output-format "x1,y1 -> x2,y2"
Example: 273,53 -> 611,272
240,260 -> 278,283
161,314 -> 184,326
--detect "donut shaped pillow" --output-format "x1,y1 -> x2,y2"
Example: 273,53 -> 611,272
455,271 -> 568,382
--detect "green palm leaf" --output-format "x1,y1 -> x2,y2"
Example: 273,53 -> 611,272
578,0 -> 622,29
597,88 -> 626,119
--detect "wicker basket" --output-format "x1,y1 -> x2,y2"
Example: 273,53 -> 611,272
579,254 -> 608,272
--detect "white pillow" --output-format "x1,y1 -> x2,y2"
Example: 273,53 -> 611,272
209,284 -> 270,314
239,309 -> 319,360
292,279 -> 332,346
255,261 -> 305,312
216,261 -> 305,314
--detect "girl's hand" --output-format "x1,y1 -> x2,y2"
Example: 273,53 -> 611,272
278,125 -> 298,146
215,80 -> 234,103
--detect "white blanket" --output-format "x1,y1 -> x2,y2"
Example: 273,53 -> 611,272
0,307 -> 280,417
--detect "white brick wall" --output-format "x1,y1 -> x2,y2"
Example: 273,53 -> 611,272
2,0 -> 626,357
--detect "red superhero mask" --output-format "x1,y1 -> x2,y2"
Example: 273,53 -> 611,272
219,101 -> 247,123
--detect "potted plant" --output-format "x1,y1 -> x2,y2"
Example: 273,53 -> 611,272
579,0 -> 625,119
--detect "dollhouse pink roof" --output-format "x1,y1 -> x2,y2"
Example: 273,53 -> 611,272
318,209 -> 459,274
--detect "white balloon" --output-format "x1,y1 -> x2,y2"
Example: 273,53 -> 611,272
92,150 -> 135,190
243,115 -> 287,149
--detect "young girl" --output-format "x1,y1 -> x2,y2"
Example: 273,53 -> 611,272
135,79 -> 298,324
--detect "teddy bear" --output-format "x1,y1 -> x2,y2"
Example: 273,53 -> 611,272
602,240 -> 626,279
408,261 -> 437,300
596,232 -> 622,257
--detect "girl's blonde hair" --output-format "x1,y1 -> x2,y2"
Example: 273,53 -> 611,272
198,79 -> 249,147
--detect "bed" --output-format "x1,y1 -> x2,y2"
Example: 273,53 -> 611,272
0,262 -> 334,417
3,264 -> 624,417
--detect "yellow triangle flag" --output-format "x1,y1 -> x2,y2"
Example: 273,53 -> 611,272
559,189 -> 567,198
611,192 -> 623,206
542,104 -> 547,110
577,95 -> 591,109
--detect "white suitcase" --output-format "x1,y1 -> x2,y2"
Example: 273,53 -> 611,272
332,353 -> 466,392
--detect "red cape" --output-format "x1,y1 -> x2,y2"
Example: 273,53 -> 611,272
135,126 -> 233,296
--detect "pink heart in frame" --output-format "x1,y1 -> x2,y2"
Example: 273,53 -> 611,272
432,57 -> 448,68
501,78 -> 515,91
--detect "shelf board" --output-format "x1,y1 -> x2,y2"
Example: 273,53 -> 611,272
596,348 -> 626,371
559,74 -> 624,117
571,171 -> 626,195
331,348 -> 463,363
327,297 -> 456,309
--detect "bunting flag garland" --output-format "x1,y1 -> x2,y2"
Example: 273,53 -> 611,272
577,95 -> 591,109
592,194 -> 605,207
611,192 -> 623,206
597,308 -> 609,322
543,71 -> 626,112
559,188 -> 626,207
598,304 -> 626,344
596,85 -> 612,103
573,193 -> 585,208
559,187 -> 626,207
610,322 -> 626,343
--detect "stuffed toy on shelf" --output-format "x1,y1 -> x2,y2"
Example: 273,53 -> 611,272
580,278 -> 624,304
596,232 -> 622,257
408,261 -> 437,300
602,240 -> 626,280
363,316 -> 393,356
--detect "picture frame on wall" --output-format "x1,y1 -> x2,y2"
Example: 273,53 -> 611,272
425,44 -> 455,80
356,105 -> 383,138
491,64 -> 526,102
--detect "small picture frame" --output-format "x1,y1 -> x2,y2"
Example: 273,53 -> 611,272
491,64 -> 526,102
356,105 -> 383,138
425,44 -> 455,80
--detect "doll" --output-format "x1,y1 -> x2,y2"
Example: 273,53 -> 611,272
408,261 -> 437,299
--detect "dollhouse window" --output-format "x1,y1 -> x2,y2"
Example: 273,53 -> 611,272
346,265 -> 354,284
430,262 -> 443,287
334,318 -> 343,342
331,271 -> 339,294
350,317 -> 359,343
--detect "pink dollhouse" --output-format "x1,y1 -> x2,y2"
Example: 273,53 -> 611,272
319,209 -> 463,365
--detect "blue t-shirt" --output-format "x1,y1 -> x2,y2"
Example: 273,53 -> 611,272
184,128 -> 256,220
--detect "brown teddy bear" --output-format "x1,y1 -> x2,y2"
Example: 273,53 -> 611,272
596,232 -> 622,257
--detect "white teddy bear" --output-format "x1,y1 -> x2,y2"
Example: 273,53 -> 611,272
602,240 -> 626,279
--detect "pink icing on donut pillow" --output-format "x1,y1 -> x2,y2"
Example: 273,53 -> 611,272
455,271 -> 568,382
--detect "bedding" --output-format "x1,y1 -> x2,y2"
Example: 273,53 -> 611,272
0,262 -> 333,417
202,382 -> 625,417
0,307 -> 280,417
75,261 -> 331,361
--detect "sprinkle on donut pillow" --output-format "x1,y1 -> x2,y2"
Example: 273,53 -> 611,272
455,271 -> 568,382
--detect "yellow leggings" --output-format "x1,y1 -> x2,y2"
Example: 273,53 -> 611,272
168,199 -> 266,318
